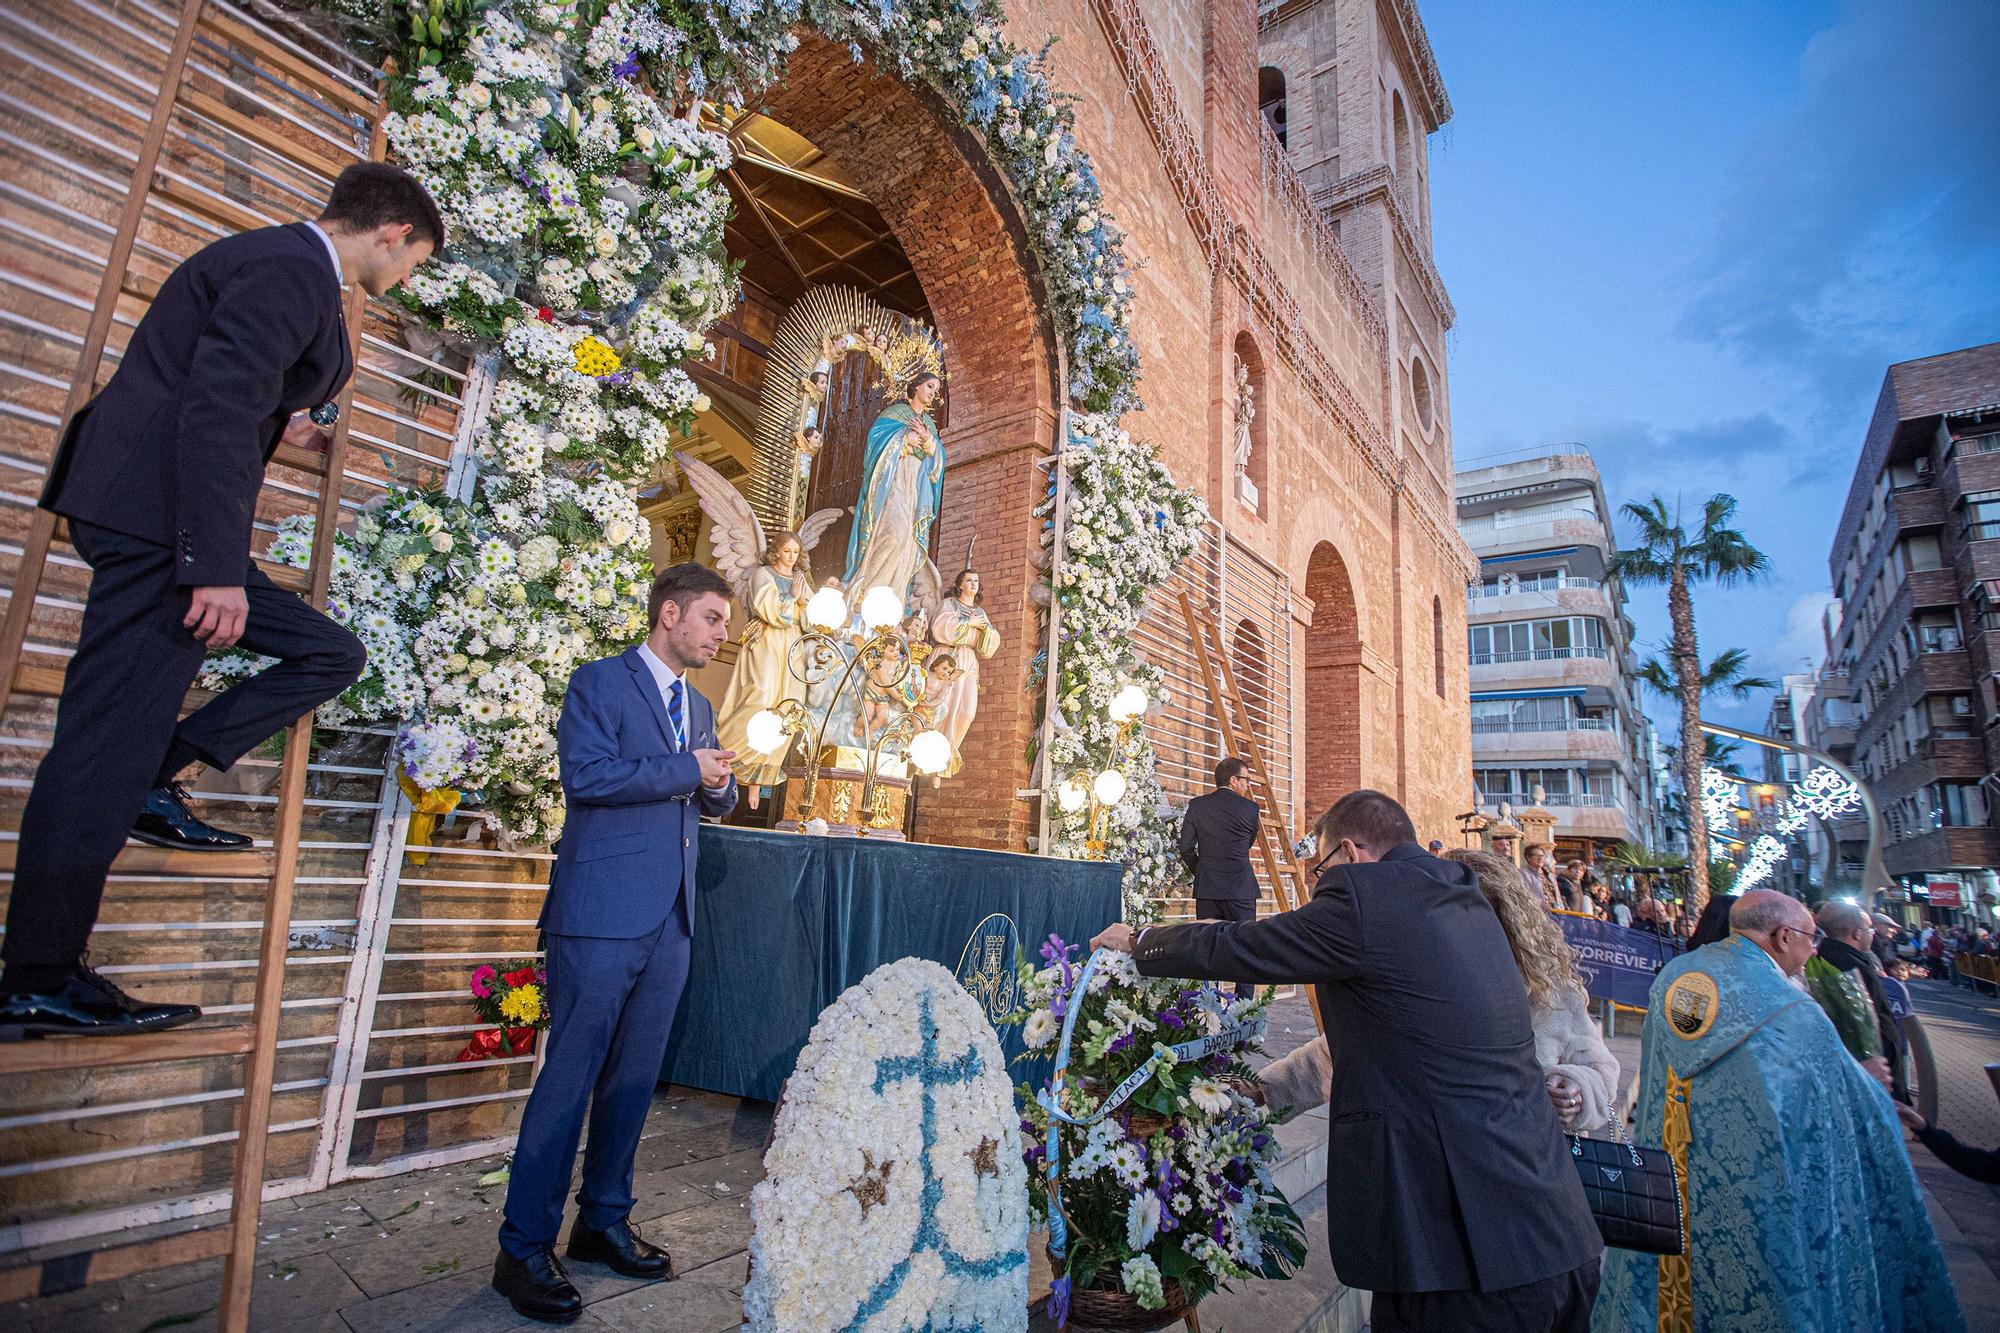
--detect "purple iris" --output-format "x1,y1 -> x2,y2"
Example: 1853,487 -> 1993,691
1048,1276 -> 1071,1328
1158,1011 -> 1183,1031
610,49 -> 641,81
1107,1032 -> 1134,1054
1167,1123 -> 1187,1142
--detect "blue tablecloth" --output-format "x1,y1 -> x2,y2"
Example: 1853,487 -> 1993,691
660,825 -> 1123,1102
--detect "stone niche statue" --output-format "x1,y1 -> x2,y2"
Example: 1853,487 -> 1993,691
926,558 -> 1000,777
676,452 -> 844,798
1231,356 -> 1258,508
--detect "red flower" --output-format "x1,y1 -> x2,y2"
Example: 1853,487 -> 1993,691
469,963 -> 498,999
502,966 -> 537,988
536,306 -> 553,322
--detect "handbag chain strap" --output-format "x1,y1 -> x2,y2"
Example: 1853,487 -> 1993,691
1568,1104 -> 1645,1169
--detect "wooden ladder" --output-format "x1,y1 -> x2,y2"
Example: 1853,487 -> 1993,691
0,4 -> 384,1327
1175,589 -> 1324,1034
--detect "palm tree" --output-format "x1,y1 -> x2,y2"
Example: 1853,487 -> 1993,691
1610,495 -> 1770,908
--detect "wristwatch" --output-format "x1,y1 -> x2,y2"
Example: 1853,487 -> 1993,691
308,401 -> 340,427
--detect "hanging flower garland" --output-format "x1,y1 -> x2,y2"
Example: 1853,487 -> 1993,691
286,0 -> 1198,862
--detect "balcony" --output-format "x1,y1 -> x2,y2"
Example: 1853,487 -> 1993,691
1458,509 -> 1611,560
1468,645 -> 1620,693
1471,718 -> 1623,763
1466,577 -> 1612,621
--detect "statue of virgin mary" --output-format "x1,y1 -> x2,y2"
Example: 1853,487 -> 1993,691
843,371 -> 944,611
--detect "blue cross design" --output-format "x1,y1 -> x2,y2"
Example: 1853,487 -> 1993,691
839,991 -> 1026,1332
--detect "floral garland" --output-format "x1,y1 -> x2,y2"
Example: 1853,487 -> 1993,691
285,0 -> 1198,859
1040,415 -> 1207,915
745,959 -> 1029,1332
1009,937 -> 1307,1318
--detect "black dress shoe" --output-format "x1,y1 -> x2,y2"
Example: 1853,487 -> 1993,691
0,965 -> 201,1039
566,1218 -> 672,1280
492,1248 -> 583,1325
131,782 -> 252,852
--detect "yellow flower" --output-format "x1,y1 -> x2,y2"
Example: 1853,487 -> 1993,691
573,336 -> 621,377
500,984 -> 543,1025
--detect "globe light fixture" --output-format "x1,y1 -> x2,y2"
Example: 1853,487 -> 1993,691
859,585 -> 904,631
1107,684 -> 1148,724
1092,769 -> 1128,808
1056,776 -> 1089,814
906,729 -> 952,776
805,586 -> 848,632
745,709 -> 788,755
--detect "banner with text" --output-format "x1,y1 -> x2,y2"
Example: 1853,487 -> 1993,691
1554,913 -> 1683,1009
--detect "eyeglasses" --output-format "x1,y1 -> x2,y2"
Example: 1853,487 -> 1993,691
1776,924 -> 1826,945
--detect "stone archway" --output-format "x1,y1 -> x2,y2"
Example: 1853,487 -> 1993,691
1303,542 -> 1362,820
758,34 -> 1063,850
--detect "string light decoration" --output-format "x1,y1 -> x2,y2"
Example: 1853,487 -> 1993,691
1791,765 -> 1863,820
1774,807 -> 1809,838
1701,766 -> 1738,832
1736,834 -> 1786,891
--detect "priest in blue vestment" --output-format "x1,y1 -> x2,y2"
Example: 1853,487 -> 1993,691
1593,890 -> 1962,1332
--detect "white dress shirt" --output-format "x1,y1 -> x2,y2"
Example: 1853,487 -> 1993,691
636,643 -> 728,790
304,219 -> 344,286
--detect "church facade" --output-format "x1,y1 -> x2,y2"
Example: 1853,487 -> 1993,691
653,0 -> 1474,865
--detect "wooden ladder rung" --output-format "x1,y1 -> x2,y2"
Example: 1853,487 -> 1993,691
196,7 -> 379,120
120,270 -> 161,303
0,1222 -> 232,1303
254,556 -> 309,594
151,172 -> 274,237
11,660 -> 67,698
0,841 -> 275,878
0,1024 -> 252,1076
176,87 -> 353,182
269,441 -> 331,476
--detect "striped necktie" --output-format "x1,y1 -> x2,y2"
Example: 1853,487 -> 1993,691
667,677 -> 686,752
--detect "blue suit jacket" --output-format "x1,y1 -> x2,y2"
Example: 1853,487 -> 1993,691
542,648 -> 737,939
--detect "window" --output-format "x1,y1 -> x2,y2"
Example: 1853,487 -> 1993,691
1924,782 -> 1989,829
1960,490 -> 2000,542
1432,596 -> 1445,697
1258,67 -> 1288,149
1410,355 -> 1435,435
1468,617 -> 1609,664
1915,610 -> 1961,653
1471,697 -> 1575,731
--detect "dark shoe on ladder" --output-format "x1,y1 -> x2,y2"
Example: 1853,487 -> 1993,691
131,781 -> 253,851
0,961 -> 201,1038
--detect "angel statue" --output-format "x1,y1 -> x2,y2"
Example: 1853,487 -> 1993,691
927,560 -> 1000,777
844,365 -> 944,613
675,453 -> 842,798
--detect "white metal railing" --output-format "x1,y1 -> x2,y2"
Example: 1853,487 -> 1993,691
1470,718 -> 1614,735
1468,576 -> 1599,601
1469,646 -> 1610,665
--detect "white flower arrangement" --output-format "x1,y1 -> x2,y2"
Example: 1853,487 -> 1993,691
745,959 -> 1028,1332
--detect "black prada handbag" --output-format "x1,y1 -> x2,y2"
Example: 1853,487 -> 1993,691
1568,1117 -> 1685,1255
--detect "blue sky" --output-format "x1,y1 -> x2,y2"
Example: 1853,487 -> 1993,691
1423,0 -> 2000,730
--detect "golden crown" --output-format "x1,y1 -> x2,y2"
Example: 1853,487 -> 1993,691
877,317 -> 946,403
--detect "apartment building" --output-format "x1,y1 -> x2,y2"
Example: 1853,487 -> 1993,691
1821,342 -> 2000,921
1456,448 -> 1662,860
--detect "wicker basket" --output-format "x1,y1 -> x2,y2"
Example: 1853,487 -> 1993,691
1062,1273 -> 1196,1331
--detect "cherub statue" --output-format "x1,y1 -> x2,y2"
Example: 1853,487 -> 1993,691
676,452 -> 843,795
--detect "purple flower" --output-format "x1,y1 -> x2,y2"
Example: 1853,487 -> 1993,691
1251,1132 -> 1270,1150
1167,1123 -> 1187,1142
611,49 -> 641,81
1158,1011 -> 1184,1031
1049,1275 -> 1071,1328
1107,1032 -> 1134,1054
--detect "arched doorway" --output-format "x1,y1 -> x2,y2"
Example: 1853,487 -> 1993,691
680,33 -> 1062,850
1303,542 -> 1362,822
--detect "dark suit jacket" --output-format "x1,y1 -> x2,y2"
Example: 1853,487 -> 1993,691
1134,843 -> 1600,1295
543,649 -> 737,939
42,223 -> 351,586
1177,788 -> 1260,901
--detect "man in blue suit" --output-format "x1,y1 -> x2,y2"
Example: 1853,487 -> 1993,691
494,563 -> 738,1324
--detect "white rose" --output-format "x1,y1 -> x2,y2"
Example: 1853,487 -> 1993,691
593,230 -> 618,256
634,125 -> 654,150
960,36 -> 980,58
429,532 -> 454,553
529,97 -> 551,117
464,84 -> 490,108
691,393 -> 711,413
924,18 -> 942,34
590,96 -> 610,115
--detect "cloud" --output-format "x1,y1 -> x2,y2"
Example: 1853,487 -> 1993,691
1754,589 -> 1836,680
1675,0 -> 2000,405
1553,413 -> 1808,522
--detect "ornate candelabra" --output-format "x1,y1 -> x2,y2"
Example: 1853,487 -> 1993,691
744,584 -> 951,834
1050,683 -> 1149,860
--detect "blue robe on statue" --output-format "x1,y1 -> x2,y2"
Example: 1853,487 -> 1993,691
1593,933 -> 1963,1333
844,400 -> 944,594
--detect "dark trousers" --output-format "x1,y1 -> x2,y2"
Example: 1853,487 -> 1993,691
1194,895 -> 1258,1002
1372,1259 -> 1600,1333
2,520 -> 364,976
499,916 -> 692,1257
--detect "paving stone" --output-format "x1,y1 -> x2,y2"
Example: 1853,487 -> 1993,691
581,1278 -> 743,1333
332,1264 -> 565,1333
678,1251 -> 748,1292
331,1213 -> 507,1299
632,1198 -> 750,1275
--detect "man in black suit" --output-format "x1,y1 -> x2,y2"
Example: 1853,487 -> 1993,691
0,164 -> 440,1038
1095,790 -> 1601,1332
1177,755 -> 1261,1000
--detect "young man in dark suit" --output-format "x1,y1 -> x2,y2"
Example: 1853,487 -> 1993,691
1095,789 -> 1602,1332
0,165 -> 439,1038
494,564 -> 739,1324
1177,755 -> 1262,1000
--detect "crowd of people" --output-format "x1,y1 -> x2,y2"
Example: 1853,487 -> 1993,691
1106,764 -> 1989,1330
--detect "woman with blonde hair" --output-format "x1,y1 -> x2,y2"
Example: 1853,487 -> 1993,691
1258,847 -> 1621,1132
